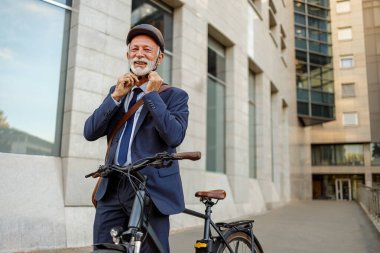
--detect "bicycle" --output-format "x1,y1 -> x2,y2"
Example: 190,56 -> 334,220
85,151 -> 264,253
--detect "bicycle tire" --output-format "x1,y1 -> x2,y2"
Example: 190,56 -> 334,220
216,231 -> 263,253
92,250 -> 124,253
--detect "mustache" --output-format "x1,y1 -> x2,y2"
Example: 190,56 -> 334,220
131,57 -> 150,64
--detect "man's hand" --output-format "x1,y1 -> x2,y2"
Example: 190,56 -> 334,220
146,71 -> 163,93
112,73 -> 139,101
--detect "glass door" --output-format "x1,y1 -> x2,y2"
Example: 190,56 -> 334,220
335,178 -> 352,200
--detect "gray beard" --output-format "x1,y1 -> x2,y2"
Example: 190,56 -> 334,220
129,58 -> 156,76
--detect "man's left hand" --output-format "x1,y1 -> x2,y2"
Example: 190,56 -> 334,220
146,71 -> 163,93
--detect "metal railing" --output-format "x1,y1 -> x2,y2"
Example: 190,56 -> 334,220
357,186 -> 380,223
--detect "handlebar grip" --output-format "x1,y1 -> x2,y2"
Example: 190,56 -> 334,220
172,151 -> 201,161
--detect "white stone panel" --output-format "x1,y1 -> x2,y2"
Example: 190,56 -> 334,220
65,207 -> 95,247
0,153 -> 66,253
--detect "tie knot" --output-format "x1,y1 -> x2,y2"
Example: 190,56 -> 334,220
133,87 -> 143,95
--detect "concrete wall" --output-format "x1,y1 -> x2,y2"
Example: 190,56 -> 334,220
311,0 -> 371,144
308,0 -> 380,189
363,0 -> 380,142
0,0 -> 301,252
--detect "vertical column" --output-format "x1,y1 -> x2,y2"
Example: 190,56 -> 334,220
256,74 -> 274,203
364,143 -> 373,187
271,89 -> 280,193
62,0 -> 131,206
171,3 -> 208,203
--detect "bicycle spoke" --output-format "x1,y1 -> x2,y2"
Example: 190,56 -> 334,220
234,240 -> 240,252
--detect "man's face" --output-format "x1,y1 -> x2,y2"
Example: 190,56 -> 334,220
127,35 -> 164,76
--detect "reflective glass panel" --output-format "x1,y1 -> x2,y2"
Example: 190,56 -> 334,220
0,0 -> 71,156
294,1 -> 305,13
308,0 -> 329,8
208,37 -> 226,81
295,13 -> 306,25
312,144 -> 364,166
207,37 -> 226,173
206,77 -> 225,173
249,71 -> 256,178
371,143 -> 380,165
308,6 -> 328,19
340,57 -> 353,68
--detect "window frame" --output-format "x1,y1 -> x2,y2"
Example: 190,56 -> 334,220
336,0 -> 351,14
340,55 -> 354,69
341,82 -> 355,98
342,112 -> 358,126
337,27 -> 352,41
206,36 -> 226,174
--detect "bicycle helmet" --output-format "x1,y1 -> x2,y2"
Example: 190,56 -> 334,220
126,24 -> 165,52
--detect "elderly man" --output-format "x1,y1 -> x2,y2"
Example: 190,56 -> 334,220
84,24 -> 189,252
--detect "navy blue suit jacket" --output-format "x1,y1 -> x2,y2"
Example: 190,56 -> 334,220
84,85 -> 189,215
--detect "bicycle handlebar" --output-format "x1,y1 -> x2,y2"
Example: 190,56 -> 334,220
172,151 -> 201,161
85,151 -> 201,178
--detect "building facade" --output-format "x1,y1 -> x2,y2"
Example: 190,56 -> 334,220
0,0 -> 301,252
298,0 -> 380,200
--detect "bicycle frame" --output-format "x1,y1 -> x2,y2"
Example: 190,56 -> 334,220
88,152 -> 262,253
183,203 -> 258,253
183,208 -> 235,253
93,169 -> 169,253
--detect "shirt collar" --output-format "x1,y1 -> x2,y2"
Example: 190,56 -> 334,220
132,82 -> 148,93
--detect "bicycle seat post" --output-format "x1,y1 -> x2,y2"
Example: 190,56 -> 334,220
202,199 -> 214,240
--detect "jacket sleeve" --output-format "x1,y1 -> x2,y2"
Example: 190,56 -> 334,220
83,86 -> 121,141
142,88 -> 189,147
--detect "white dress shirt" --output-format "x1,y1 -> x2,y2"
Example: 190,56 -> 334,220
112,82 -> 147,166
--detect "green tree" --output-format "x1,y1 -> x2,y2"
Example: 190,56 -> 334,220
0,110 -> 10,128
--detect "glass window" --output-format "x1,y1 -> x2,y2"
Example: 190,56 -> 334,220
308,0 -> 329,8
373,174 -> 380,188
0,0 -> 71,156
297,101 -> 309,115
336,1 -> 351,14
308,16 -> 328,31
308,6 -> 328,19
207,37 -> 226,173
295,38 -> 307,51
342,83 -> 355,97
340,56 -> 354,68
309,29 -> 329,43
309,41 -> 328,55
131,0 -> 173,83
295,26 -> 307,38
249,71 -> 257,178
312,144 -> 364,166
295,13 -> 306,25
371,143 -> 380,166
294,1 -> 305,13
338,27 -> 352,41
343,112 -> 358,126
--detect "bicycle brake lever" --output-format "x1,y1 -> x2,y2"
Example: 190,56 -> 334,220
85,165 -> 109,178
151,159 -> 172,168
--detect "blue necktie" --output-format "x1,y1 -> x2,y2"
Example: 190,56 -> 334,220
117,88 -> 143,165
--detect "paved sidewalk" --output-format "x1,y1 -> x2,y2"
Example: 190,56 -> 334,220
18,201 -> 380,253
170,200 -> 380,253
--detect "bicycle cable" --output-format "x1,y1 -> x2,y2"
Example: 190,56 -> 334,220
115,164 -> 152,240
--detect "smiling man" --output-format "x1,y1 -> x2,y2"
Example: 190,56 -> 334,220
84,24 -> 189,253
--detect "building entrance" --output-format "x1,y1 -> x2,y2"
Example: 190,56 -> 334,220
312,174 -> 364,200
335,178 -> 351,200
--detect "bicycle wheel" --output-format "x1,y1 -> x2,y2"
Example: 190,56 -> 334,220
92,250 -> 125,253
217,231 -> 263,253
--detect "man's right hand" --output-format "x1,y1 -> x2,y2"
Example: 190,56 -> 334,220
111,73 -> 139,101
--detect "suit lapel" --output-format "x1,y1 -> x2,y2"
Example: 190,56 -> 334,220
131,88 -> 169,142
132,104 -> 148,140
